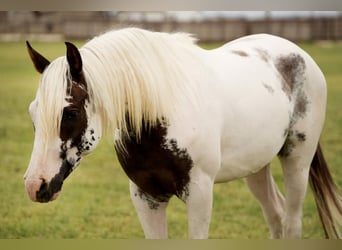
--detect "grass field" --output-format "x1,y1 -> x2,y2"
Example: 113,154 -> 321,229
0,39 -> 342,239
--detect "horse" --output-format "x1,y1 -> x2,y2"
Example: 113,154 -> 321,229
24,27 -> 342,239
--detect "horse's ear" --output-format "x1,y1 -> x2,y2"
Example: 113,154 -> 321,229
65,42 -> 82,81
26,41 -> 50,74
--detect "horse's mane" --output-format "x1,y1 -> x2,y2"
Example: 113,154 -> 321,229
37,28 -> 206,148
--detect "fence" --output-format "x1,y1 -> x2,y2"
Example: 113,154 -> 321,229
1,11 -> 342,42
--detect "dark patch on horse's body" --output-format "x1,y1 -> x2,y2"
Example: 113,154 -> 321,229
231,50 -> 249,57
275,53 -> 309,158
278,129 -> 307,158
296,131 -> 306,142
255,48 -> 271,63
275,53 -> 306,99
115,117 -> 193,204
293,89 -> 309,120
278,136 -> 295,158
262,82 -> 275,94
135,189 -> 171,209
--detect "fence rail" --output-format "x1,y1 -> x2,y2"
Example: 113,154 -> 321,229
1,12 -> 342,42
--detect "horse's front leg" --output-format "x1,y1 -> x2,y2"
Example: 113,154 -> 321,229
184,173 -> 214,239
129,181 -> 170,239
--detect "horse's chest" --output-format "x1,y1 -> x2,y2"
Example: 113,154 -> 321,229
114,120 -> 193,199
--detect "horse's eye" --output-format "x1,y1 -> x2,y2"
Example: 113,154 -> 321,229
62,110 -> 80,121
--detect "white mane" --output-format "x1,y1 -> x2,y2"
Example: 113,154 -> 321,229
37,28 -> 207,146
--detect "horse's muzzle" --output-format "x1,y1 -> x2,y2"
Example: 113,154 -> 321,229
35,179 -> 62,203
25,160 -> 73,202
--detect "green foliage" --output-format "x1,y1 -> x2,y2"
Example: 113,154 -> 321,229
0,41 -> 341,239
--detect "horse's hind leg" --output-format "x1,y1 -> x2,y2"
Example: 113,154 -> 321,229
129,181 -> 170,239
279,154 -> 313,238
245,164 -> 285,238
279,127 -> 321,238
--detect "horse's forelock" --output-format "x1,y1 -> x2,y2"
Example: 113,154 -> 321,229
36,57 -> 69,153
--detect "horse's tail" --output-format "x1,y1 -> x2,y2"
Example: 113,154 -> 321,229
309,143 -> 342,238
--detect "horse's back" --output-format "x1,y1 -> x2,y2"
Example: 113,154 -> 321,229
219,33 -> 326,93
213,33 -> 326,110
198,34 -> 327,182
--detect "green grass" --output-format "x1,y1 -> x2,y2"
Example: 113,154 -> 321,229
1,40 -> 342,239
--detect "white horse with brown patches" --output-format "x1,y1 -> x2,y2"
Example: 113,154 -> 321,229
24,28 -> 342,238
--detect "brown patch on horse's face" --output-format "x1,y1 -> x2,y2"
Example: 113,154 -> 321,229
115,117 -> 193,207
60,78 -> 88,143
35,73 -> 103,203
34,75 -> 90,203
35,159 -> 73,202
58,72 -> 101,166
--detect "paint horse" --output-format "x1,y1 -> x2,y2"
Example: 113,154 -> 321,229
24,28 -> 342,238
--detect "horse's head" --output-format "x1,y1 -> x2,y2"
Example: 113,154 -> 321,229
24,41 -> 102,202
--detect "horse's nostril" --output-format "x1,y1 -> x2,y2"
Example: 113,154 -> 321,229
39,179 -> 47,191
36,177 -> 48,196
36,178 -> 51,203
39,177 -> 46,182
24,177 -> 50,202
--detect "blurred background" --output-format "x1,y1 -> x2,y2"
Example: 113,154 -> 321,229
1,11 -> 342,42
1,11 -> 342,238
